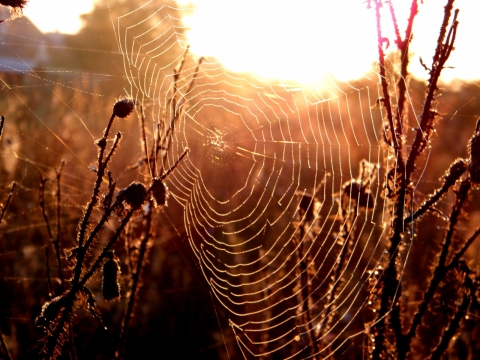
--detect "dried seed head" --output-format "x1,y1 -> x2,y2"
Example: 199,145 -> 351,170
0,0 -> 28,9
116,182 -> 147,209
113,98 -> 135,118
151,178 -> 168,207
102,251 -> 121,301
35,295 -> 67,328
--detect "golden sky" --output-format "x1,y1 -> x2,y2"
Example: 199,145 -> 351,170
22,0 -> 480,83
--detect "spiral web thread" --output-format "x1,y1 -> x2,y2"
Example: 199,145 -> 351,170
115,2 -> 413,358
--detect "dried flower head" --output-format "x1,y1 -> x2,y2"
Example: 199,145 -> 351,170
0,0 -> 27,9
151,178 -> 168,207
35,295 -> 67,328
102,251 -> 121,301
116,182 -> 147,209
113,98 -> 135,118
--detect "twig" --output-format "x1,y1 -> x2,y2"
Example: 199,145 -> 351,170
430,291 -> 470,360
0,182 -> 15,224
55,161 -> 65,291
0,325 -> 11,360
388,0 -> 418,137
404,159 -> 466,227
402,179 -> 470,357
373,0 -> 398,149
318,206 -> 357,341
44,245 -> 53,297
371,2 -> 409,357
159,54 -> 203,175
72,131 -> 122,286
406,3 -> 458,179
160,148 -> 189,180
116,200 -> 154,359
372,3 -> 459,359
445,225 -> 480,273
0,114 -> 4,139
293,225 -> 318,358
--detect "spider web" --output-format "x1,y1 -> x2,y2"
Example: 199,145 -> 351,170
0,0 -> 479,359
115,1 -> 394,358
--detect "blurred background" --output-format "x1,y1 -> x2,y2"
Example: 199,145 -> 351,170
1,0 -> 479,359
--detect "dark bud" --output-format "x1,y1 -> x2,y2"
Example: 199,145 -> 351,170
35,295 -> 67,328
116,182 -> 147,209
151,178 -> 168,207
112,98 -> 135,118
444,159 -> 467,184
0,0 -> 28,9
102,251 -> 121,301
95,137 -> 107,148
297,192 -> 315,222
468,120 -> 480,183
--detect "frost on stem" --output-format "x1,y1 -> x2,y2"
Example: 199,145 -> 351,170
35,295 -> 68,329
467,119 -> 480,184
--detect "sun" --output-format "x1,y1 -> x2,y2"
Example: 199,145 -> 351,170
179,0 -> 380,84
177,0 -> 480,84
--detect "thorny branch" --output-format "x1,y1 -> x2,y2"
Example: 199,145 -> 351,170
116,200 -> 153,360
401,179 -> 470,358
406,3 -> 458,179
371,1 -> 461,359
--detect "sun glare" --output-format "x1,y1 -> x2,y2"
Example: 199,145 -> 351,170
23,0 -> 93,34
16,0 -> 480,83
180,0 -> 380,84
178,0 -> 479,84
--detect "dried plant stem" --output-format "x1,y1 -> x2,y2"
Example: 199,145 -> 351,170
294,224 -> 318,359
39,163 -> 66,294
405,3 -> 458,179
0,326 -> 11,360
72,130 -> 122,286
0,182 -> 15,223
401,179 -> 470,357
373,0 -> 398,149
44,203 -> 139,360
116,201 -> 153,359
445,225 -> 480,273
388,0 -> 418,137
55,161 -> 65,291
76,113 -> 116,250
78,207 -> 136,288
404,159 -> 466,227
371,1 -> 407,356
318,207 -> 357,342
159,54 -> 203,175
0,114 -> 4,138
160,148 -> 189,180
430,292 -> 470,360
372,2 -> 459,358
38,175 -> 55,296
44,246 -> 53,296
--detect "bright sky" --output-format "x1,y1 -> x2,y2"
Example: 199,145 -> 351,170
23,0 -> 94,34
22,0 -> 480,83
